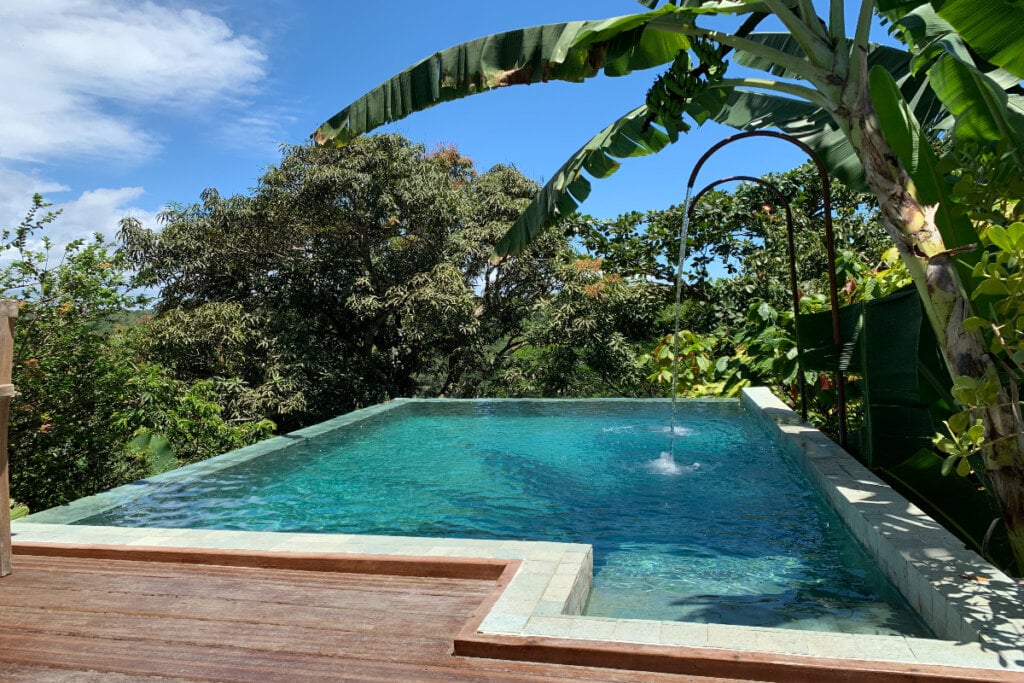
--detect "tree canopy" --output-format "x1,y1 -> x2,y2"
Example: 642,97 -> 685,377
120,135 -> 669,425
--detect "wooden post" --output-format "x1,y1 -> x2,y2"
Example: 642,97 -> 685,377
0,300 -> 18,577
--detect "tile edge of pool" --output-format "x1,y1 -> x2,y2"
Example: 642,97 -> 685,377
741,386 -> 1024,672
12,389 -> 1024,673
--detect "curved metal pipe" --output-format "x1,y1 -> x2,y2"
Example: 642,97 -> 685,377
685,130 -> 846,447
688,175 -> 806,419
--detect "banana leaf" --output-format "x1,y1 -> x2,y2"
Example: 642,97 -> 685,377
496,37 -> 940,256
881,0 -> 1024,80
314,8 -> 698,146
494,105 -> 672,256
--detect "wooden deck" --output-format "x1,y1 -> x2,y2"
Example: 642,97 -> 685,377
0,548 -> 732,682
0,544 -> 1013,683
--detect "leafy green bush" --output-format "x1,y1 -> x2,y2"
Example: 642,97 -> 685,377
5,196 -> 273,511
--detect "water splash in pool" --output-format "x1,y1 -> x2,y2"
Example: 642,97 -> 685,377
647,453 -> 702,476
654,188 -> 692,474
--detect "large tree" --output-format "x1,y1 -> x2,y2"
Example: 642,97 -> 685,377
123,135 -> 648,426
312,1 -> 1024,569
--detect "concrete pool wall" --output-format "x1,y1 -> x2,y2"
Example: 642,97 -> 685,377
13,388 -> 1024,674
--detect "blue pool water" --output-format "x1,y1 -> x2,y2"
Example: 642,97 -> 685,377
75,399 -> 929,636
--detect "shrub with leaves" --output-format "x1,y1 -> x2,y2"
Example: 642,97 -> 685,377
5,196 -> 273,511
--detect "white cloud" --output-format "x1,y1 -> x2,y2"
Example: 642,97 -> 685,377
219,109 -> 299,156
50,187 -> 160,244
0,0 -> 267,163
0,168 -> 69,231
0,1 -> 268,249
0,168 -> 157,252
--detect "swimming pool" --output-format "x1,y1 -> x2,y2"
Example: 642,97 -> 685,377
29,398 -> 929,636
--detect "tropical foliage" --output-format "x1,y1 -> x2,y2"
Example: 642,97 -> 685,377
121,136 -> 671,423
313,0 -> 1024,570
592,164 -> 903,434
4,197 -> 273,512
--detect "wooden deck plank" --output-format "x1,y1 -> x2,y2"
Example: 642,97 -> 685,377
1,663 -> 178,682
5,555 -> 492,621
2,570 -> 486,621
0,627 -> 716,682
14,554 -> 489,596
5,544 -> 1012,682
0,552 -> 725,682
1,612 -> 457,660
1,594 -> 474,636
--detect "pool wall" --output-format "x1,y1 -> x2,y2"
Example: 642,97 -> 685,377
19,398 -> 414,524
14,389 -> 1024,674
742,387 -> 1023,666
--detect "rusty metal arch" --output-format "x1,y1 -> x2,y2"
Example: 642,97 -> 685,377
684,130 -> 847,447
688,175 -> 807,420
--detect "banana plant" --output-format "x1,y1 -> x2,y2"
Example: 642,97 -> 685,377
314,0 -> 1024,570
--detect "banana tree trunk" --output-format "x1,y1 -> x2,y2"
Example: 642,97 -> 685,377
838,76 -> 1024,572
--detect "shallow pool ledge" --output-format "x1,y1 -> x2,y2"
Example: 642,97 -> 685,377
742,386 -> 1024,671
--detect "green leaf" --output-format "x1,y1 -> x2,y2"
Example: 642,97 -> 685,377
734,33 -> 810,80
972,278 -> 1010,297
495,105 -> 672,255
929,54 -> 1024,170
128,431 -> 176,475
953,375 -> 979,390
961,316 -> 990,332
877,0 -> 927,13
1008,222 -> 1024,251
955,458 -> 972,477
941,453 -> 959,475
987,225 -> 1013,252
934,0 -> 1024,80
313,9 -> 694,145
10,502 -> 29,520
714,42 -> 939,192
948,410 -> 970,434
638,1 -> 772,9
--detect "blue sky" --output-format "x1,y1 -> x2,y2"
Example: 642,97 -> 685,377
1,1 -> 890,247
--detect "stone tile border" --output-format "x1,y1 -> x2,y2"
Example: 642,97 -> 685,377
741,386 -> 1024,671
13,390 -> 1024,674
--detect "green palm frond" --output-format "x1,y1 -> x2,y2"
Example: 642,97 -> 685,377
314,9 -> 693,146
